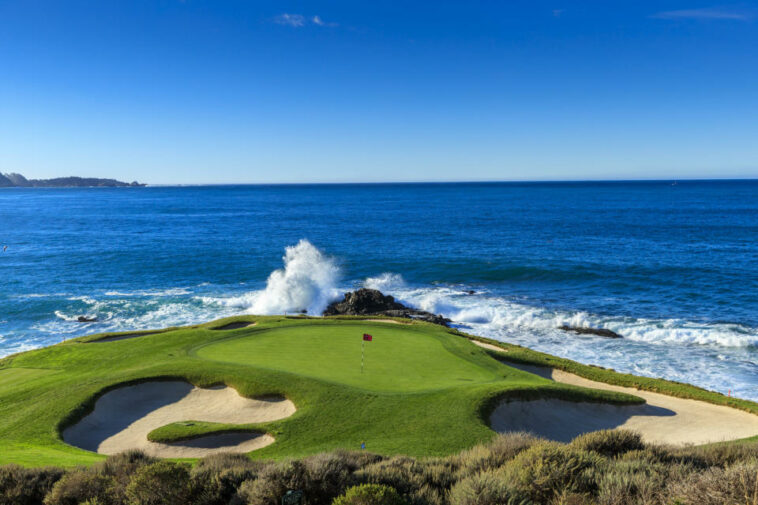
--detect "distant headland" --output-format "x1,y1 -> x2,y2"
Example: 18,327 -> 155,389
0,172 -> 145,188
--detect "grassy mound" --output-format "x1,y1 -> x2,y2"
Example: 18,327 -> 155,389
0,316 -> 648,467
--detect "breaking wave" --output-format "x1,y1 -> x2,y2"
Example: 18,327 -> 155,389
204,240 -> 342,316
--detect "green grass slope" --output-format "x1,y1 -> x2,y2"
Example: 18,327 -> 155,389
0,317 -> 642,467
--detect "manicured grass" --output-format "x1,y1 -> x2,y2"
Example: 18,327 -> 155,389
196,324 -> 509,392
147,421 -> 268,443
0,317 -> 644,467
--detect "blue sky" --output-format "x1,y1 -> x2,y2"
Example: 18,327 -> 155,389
0,1 -> 756,184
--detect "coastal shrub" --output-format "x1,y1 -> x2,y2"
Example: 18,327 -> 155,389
448,470 -> 531,505
595,458 -> 671,505
303,453 -> 355,505
327,450 -> 384,472
410,484 -> 445,505
192,453 -> 270,505
237,461 -> 307,505
456,433 -> 538,476
666,461 -> 758,505
0,465 -> 64,505
332,484 -> 407,505
500,442 -> 604,503
95,450 -> 157,504
124,461 -> 191,505
357,457 -> 421,495
570,430 -> 644,458
548,490 -> 591,505
43,470 -> 113,505
672,441 -> 758,469
356,456 -> 457,501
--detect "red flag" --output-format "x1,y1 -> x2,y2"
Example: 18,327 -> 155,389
363,333 -> 373,341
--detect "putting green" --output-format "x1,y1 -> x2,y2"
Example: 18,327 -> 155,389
196,324 -> 505,392
0,316 -> 643,467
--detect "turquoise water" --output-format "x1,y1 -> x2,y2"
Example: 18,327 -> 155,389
1,181 -> 756,399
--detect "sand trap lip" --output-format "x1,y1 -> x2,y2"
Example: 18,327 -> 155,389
473,340 -> 758,445
63,381 -> 295,457
212,321 -> 257,330
89,331 -> 162,343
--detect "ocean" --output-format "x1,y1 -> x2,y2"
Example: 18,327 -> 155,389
1,181 -> 757,399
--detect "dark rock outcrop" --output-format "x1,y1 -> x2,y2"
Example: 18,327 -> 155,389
559,325 -> 622,339
324,288 -> 451,326
77,316 -> 98,323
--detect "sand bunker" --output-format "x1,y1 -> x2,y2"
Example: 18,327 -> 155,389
63,381 -> 295,457
474,341 -> 758,445
90,332 -> 161,343
213,321 -> 257,330
362,319 -> 406,324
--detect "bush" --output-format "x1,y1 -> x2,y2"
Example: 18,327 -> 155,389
124,461 -> 191,505
192,454 -> 270,505
43,470 -> 113,505
570,430 -> 644,458
332,484 -> 407,505
303,453 -> 355,505
237,461 -> 307,505
666,461 -> 758,505
327,451 -> 384,472
595,458 -> 673,505
91,451 -> 158,505
500,442 -> 604,503
448,471 -> 530,505
0,465 -> 64,505
456,433 -> 538,476
672,441 -> 758,469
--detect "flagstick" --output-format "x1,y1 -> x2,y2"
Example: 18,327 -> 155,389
361,339 -> 364,374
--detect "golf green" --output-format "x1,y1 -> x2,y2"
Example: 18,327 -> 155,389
0,316 -> 641,467
196,324 -> 507,392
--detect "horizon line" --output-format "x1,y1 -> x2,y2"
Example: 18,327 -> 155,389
142,177 -> 757,187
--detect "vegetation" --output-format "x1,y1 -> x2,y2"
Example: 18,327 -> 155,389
0,316 -> 643,467
1,431 -> 756,505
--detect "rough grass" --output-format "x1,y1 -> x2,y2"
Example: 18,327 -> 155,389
0,317 -> 641,467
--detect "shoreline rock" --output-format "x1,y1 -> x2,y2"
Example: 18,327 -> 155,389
558,325 -> 622,339
324,289 -> 451,326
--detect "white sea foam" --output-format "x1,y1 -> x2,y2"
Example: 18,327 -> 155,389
364,273 -> 406,291
251,240 -> 341,315
376,282 -> 758,349
104,288 -> 191,297
209,240 -> 339,315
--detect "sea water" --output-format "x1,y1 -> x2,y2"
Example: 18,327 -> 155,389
1,181 -> 756,399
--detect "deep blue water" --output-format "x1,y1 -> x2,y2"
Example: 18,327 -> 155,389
1,181 -> 757,399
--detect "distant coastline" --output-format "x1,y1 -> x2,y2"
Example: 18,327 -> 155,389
0,172 -> 144,188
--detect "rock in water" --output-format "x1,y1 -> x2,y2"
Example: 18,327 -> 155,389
324,288 -> 451,326
77,316 -> 98,323
558,325 -> 622,339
